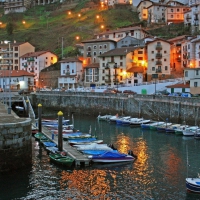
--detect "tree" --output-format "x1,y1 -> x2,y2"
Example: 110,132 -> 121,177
6,22 -> 14,35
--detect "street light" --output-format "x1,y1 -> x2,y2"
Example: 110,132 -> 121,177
113,63 -> 118,92
4,40 -> 11,114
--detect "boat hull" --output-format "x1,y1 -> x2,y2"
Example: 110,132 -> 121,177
91,156 -> 134,163
186,178 -> 200,193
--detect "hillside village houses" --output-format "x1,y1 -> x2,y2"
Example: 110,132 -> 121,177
20,51 -> 58,87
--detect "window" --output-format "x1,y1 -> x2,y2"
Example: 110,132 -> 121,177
102,76 -> 105,80
171,15 -> 173,18
46,57 -> 48,59
134,72 -> 137,77
194,82 -> 198,87
93,45 -> 97,49
185,71 -> 188,77
157,7 -> 159,11
51,57 -> 53,60
120,56 -> 123,60
99,45 -> 102,49
14,53 -> 18,57
99,51 -> 102,55
35,62 -> 37,64
120,62 -> 123,66
103,57 -> 105,61
199,61 -> 200,66
165,66 -> 168,70
102,63 -> 105,67
152,51 -> 154,54
177,9 -> 179,12
164,51 -> 167,53
111,56 -> 114,62
104,44 -> 107,49
138,51 -> 143,54
164,59 -> 166,61
188,44 -> 190,49
72,69 -> 74,73
45,62 -> 47,64
93,52 -> 96,56
143,14 -> 146,16
152,59 -> 154,61
102,70 -> 105,73
171,8 -> 173,12
138,57 -> 143,60
15,60 -> 18,64
35,68 -> 37,70
152,67 -> 155,71
196,70 -> 199,75
67,65 -> 69,68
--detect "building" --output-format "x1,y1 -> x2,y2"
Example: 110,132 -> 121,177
116,36 -> 144,48
95,26 -> 149,41
20,51 -> 58,87
0,70 -> 34,91
146,38 -> 171,81
58,57 -> 83,89
166,82 -> 190,93
137,0 -> 153,20
0,41 -> 35,71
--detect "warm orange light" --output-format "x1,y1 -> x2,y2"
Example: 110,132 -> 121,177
76,36 -> 80,40
68,11 -> 71,15
78,14 -> 81,17
22,20 -> 26,24
101,25 -> 104,29
122,71 -> 127,76
0,22 -> 2,25
101,4 -> 104,7
96,15 -> 99,19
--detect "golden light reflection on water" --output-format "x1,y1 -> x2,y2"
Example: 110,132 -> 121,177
60,169 -> 111,197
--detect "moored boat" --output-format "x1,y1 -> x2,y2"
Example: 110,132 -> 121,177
175,125 -> 189,135
130,119 -> 151,127
81,149 -> 118,156
183,126 -> 198,136
70,139 -> 104,146
149,122 -> 165,130
68,137 -> 98,146
49,153 -> 75,167
186,178 -> 200,193
74,143 -> 113,151
97,115 -> 113,121
116,116 -> 131,125
157,123 -> 172,132
88,151 -> 136,163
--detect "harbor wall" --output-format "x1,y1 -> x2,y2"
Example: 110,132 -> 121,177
31,92 -> 200,125
0,104 -> 32,172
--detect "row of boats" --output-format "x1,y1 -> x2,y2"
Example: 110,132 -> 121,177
32,117 -> 137,167
98,114 -> 200,138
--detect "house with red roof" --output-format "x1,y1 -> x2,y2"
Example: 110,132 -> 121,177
20,51 -> 58,87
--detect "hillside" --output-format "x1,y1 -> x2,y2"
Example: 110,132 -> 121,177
0,1 -> 139,58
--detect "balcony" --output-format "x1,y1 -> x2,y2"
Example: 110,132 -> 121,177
194,17 -> 199,21
27,57 -> 34,62
105,79 -> 111,83
176,57 -> 181,62
66,72 -> 70,76
156,61 -> 162,65
156,53 -> 162,59
155,44 -> 162,50
87,52 -> 91,57
156,69 -> 162,73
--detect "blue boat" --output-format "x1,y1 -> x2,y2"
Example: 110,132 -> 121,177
81,149 -> 118,156
43,142 -> 57,148
68,137 -> 97,145
186,178 -> 200,193
89,151 -> 136,163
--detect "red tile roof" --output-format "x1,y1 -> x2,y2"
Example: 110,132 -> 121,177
0,70 -> 34,77
166,83 -> 190,88
21,51 -> 57,58
59,57 -> 82,63
127,67 -> 144,73
84,63 -> 99,68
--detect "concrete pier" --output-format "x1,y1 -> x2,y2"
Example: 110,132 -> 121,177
39,126 -> 91,167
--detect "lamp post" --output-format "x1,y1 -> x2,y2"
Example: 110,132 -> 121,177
113,63 -> 118,92
5,41 -> 11,114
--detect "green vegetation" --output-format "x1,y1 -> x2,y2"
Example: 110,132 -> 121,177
0,1 -> 139,59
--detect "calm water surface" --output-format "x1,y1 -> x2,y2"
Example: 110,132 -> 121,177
1,115 -> 200,200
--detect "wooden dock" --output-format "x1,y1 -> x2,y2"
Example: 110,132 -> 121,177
34,125 -> 91,167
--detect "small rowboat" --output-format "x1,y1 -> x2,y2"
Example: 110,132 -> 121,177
49,153 -> 75,167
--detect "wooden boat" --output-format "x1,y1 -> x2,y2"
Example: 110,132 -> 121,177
88,151 -> 136,163
183,126 -> 198,136
49,153 -> 75,167
186,178 -> 200,193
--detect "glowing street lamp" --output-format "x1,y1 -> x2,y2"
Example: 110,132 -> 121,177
75,36 -> 80,40
101,25 -> 104,29
22,20 -> 26,24
68,11 -> 71,15
78,13 -> 81,17
96,15 -> 99,19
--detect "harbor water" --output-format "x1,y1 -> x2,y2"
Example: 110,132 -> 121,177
1,115 -> 200,200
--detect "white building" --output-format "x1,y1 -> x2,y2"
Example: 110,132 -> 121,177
0,70 -> 34,90
58,57 -> 83,89
20,51 -> 58,87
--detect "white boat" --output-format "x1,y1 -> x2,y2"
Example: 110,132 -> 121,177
121,117 -> 139,125
186,178 -> 200,193
97,115 -> 113,121
15,106 -> 24,111
109,115 -> 121,123
70,140 -> 104,145
74,143 -> 113,151
116,116 -> 131,125
183,126 -> 199,136
130,119 -> 151,126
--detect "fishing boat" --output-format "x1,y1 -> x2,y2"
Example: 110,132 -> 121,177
183,126 -> 198,136
149,122 -> 165,130
97,115 -> 113,121
49,153 -> 75,167
186,178 -> 200,193
74,143 -> 113,151
88,151 -> 136,163
130,119 -> 151,127
157,123 -> 172,132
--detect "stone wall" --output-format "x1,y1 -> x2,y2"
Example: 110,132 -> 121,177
0,104 -> 32,172
31,92 -> 200,125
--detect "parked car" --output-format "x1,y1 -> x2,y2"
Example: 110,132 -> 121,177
123,90 -> 137,94
18,89 -> 31,95
168,93 -> 180,97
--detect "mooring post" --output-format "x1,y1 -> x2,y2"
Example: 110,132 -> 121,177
58,111 -> 63,151
38,104 -> 42,132
26,100 -> 29,117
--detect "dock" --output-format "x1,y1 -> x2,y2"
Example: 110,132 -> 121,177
35,125 -> 91,167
